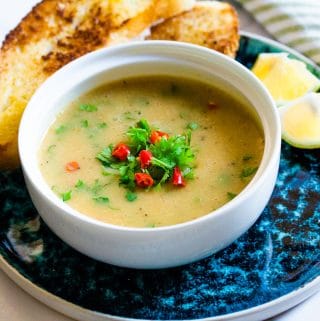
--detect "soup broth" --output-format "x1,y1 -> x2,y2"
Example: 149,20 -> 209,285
39,76 -> 264,228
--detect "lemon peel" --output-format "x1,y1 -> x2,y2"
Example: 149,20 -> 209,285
252,53 -> 320,105
279,93 -> 320,149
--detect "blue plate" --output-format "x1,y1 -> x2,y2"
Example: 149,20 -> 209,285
1,33 -> 320,321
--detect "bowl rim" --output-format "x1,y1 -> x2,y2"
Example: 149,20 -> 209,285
19,40 -> 281,233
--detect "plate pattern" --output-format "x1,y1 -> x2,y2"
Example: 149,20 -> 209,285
0,35 -> 320,320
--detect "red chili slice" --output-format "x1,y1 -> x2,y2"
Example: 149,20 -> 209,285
135,173 -> 154,188
139,150 -> 152,168
65,161 -> 80,173
208,101 -> 219,110
172,166 -> 186,187
112,143 -> 130,161
150,130 -> 169,144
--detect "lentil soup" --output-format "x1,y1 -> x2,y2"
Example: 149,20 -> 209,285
39,76 -> 264,228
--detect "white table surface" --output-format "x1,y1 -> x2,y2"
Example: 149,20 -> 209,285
0,1 -> 319,321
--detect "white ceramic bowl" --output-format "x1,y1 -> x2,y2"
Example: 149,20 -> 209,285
19,41 -> 281,269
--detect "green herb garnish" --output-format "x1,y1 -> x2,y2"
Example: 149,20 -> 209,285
93,196 -> 109,203
242,155 -> 253,161
126,120 -> 151,151
96,119 -> 196,198
80,120 -> 89,128
62,190 -> 72,202
227,192 -> 237,200
126,191 -> 138,202
79,104 -> 97,112
146,223 -> 156,228
91,179 -> 105,195
55,125 -> 67,134
75,180 -> 85,189
47,144 -> 56,152
187,122 -> 199,130
240,167 -> 258,179
98,122 -> 107,129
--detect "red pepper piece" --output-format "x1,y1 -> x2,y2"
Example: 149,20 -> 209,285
172,166 -> 186,187
135,173 -> 154,188
65,161 -> 80,173
208,101 -> 218,110
139,150 -> 152,168
150,130 -> 169,144
112,143 -> 130,161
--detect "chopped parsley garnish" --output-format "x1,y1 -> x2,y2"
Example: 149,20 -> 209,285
79,104 -> 97,112
91,179 -> 105,195
96,119 -> 197,200
240,166 -> 258,179
93,196 -> 109,203
75,180 -> 85,189
62,190 -> 72,202
47,144 -> 56,152
98,122 -> 107,129
55,125 -> 67,134
227,192 -> 237,200
126,191 -> 138,202
187,122 -> 199,130
146,223 -> 156,228
242,155 -> 253,161
80,119 -> 89,128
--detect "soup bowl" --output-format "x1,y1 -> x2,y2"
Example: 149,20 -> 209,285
19,41 -> 281,269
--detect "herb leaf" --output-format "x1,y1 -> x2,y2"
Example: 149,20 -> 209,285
79,104 -> 97,112
98,122 -> 107,129
146,223 -> 156,228
227,192 -> 237,200
93,196 -> 109,203
55,125 -> 67,135
242,155 -> 253,161
47,144 -> 56,152
187,122 -> 199,130
97,119 -> 197,197
96,145 -> 114,166
62,190 -> 72,202
240,167 -> 258,178
150,134 -> 195,170
80,120 -> 89,128
126,191 -> 137,202
126,119 -> 152,153
75,180 -> 85,189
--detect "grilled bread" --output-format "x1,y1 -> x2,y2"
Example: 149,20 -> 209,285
0,0 -> 194,169
147,1 -> 239,57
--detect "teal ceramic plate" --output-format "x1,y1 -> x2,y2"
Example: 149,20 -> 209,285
1,32 -> 320,321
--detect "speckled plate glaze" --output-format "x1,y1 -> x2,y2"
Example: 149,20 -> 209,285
1,33 -> 320,321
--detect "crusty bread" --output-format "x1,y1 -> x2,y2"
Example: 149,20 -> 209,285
0,0 -> 195,169
147,1 -> 239,57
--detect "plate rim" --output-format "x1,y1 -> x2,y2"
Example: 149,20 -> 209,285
1,32 -> 320,321
240,31 -> 320,70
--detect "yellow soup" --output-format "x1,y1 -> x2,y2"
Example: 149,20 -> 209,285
39,77 -> 264,228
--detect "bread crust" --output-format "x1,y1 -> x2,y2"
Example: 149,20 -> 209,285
0,0 -> 194,169
147,1 -> 239,57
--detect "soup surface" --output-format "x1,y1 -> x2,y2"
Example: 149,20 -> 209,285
39,77 -> 264,228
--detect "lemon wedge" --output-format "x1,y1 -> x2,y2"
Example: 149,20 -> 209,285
279,93 -> 320,149
252,53 -> 320,105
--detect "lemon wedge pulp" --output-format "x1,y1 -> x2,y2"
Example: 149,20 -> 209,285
252,53 -> 320,105
279,93 -> 320,149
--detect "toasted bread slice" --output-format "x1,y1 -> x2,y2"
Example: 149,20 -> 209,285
0,0 -> 194,169
147,1 -> 239,57
108,0 -> 195,45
